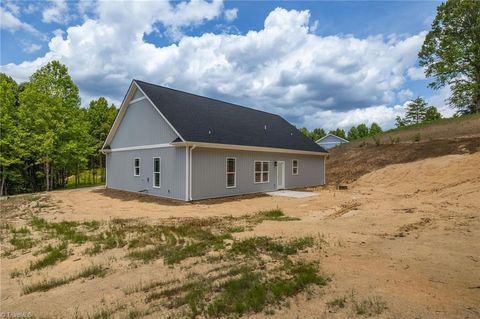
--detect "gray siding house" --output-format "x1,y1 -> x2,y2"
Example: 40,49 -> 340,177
316,134 -> 349,150
102,80 -> 328,201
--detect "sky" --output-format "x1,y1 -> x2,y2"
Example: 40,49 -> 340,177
0,0 -> 451,131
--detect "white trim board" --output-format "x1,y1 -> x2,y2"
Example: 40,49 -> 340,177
129,96 -> 147,104
105,143 -> 174,153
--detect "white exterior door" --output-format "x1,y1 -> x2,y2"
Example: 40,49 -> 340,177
276,161 -> 285,190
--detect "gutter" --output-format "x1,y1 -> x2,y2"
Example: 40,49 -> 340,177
172,141 -> 328,156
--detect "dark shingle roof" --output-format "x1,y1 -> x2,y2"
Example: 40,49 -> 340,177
135,80 -> 327,153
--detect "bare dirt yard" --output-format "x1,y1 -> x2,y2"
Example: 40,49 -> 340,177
1,153 -> 479,318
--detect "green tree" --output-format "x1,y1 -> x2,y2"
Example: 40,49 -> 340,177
419,0 -> 480,114
405,97 -> 428,125
356,123 -> 369,138
424,106 -> 442,122
18,61 -> 86,191
312,128 -> 326,141
0,74 -> 25,195
347,126 -> 359,140
328,128 -> 346,139
86,97 -> 117,182
369,123 -> 382,136
395,116 -> 407,128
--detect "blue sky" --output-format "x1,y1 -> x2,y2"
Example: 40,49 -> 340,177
0,0 -> 449,130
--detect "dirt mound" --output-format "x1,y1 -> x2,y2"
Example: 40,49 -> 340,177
354,153 -> 480,195
326,114 -> 480,185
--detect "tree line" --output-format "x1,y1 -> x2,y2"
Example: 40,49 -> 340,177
299,122 -> 383,142
0,61 -> 117,196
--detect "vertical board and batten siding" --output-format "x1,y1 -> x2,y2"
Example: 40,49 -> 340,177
110,97 -> 178,148
191,148 -> 325,200
106,90 -> 186,200
106,147 -> 186,200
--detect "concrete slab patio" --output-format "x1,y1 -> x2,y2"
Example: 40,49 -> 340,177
266,190 -> 318,198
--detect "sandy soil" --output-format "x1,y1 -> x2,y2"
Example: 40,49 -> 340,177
1,153 -> 479,318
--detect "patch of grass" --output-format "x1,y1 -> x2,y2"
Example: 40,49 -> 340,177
230,236 -> 315,257
29,242 -> 69,271
226,226 -> 245,233
10,269 -> 26,278
22,276 -> 69,294
128,226 -> 231,264
84,243 -> 102,256
207,261 -> 327,317
253,209 -> 300,222
9,235 -> 34,250
22,264 -> 106,294
127,246 -> 161,262
31,216 -> 88,244
11,226 -> 31,235
86,308 -> 113,319
353,296 -> 387,316
327,296 -> 347,309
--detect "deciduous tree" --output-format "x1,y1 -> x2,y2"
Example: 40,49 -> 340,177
419,0 -> 480,114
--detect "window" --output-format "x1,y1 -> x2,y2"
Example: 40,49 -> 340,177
153,157 -> 161,188
292,159 -> 299,175
254,161 -> 269,183
226,157 -> 236,188
133,158 -> 141,176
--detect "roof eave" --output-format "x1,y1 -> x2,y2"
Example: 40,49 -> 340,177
172,141 -> 328,156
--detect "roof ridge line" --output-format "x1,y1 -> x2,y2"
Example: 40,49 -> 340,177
133,79 -> 283,119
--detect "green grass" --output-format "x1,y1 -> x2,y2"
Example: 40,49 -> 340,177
66,168 -> 105,189
230,236 -> 315,257
22,264 -> 106,294
353,296 -> 387,316
9,235 -> 34,250
29,242 -> 69,271
31,216 -> 88,244
206,261 -> 327,317
252,209 -> 301,222
327,296 -> 347,309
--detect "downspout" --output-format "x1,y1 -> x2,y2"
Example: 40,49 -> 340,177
189,145 -> 196,201
185,147 -> 189,201
323,155 -> 326,185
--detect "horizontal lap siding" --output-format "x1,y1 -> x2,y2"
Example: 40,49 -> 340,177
106,147 -> 186,200
191,148 -> 324,200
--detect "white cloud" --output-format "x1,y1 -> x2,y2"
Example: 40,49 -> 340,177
407,66 -> 425,80
426,86 -> 455,118
42,0 -> 70,24
0,7 -> 38,34
5,1 -> 20,16
224,8 -> 238,22
1,5 -> 428,130
304,104 -> 406,131
397,89 -> 414,102
22,43 -> 42,53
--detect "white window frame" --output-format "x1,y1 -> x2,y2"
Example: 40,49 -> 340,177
153,157 -> 161,188
133,157 -> 141,176
292,159 -> 299,175
226,157 -> 236,188
254,160 -> 270,184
